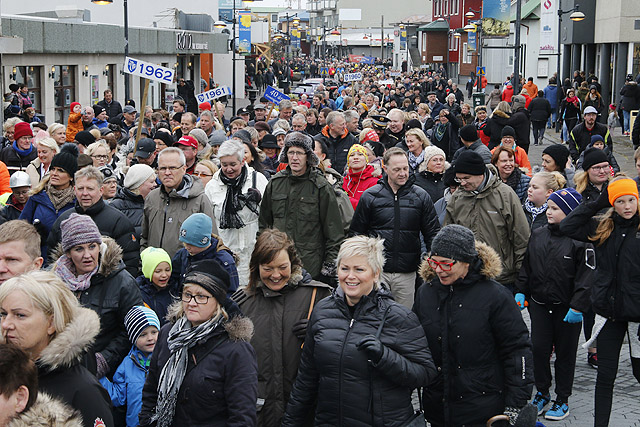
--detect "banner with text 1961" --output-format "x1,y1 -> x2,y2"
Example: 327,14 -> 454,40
539,0 -> 558,54
481,0 -> 510,38
238,11 -> 252,55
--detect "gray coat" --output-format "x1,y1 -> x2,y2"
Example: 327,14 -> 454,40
451,139 -> 493,164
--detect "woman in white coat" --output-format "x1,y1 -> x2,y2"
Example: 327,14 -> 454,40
205,140 -> 268,286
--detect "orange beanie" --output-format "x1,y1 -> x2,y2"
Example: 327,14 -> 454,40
608,178 -> 639,205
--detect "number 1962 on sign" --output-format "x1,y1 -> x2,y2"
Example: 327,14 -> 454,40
124,57 -> 175,84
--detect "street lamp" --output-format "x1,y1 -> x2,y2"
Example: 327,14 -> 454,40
557,4 -> 585,110
92,0 -> 129,102
464,8 -> 482,92
437,17 -> 460,78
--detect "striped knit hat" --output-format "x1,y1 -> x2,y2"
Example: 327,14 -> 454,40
124,306 -> 161,344
548,188 -> 582,215
60,213 -> 102,252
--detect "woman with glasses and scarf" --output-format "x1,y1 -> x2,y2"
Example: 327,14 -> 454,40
139,259 -> 257,427
205,140 -> 268,286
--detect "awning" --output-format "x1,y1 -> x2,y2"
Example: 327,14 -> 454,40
418,20 -> 450,31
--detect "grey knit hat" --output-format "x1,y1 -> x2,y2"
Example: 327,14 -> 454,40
61,213 -> 102,252
431,224 -> 478,263
278,131 -> 320,167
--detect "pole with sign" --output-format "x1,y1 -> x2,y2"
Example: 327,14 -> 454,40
263,85 -> 290,122
123,56 -> 175,149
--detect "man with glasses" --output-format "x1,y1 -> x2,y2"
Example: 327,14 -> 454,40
259,132 -> 344,280
445,150 -> 530,292
142,147 -> 217,257
0,121 -> 37,175
350,148 -> 440,308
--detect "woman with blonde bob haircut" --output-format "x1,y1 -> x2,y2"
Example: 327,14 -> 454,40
282,236 -> 437,427
0,270 -> 113,427
560,175 -> 640,426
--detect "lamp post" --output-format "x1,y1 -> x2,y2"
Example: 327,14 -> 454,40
464,8 -> 482,92
557,4 -> 585,108
91,0 -> 129,102
436,16 -> 459,79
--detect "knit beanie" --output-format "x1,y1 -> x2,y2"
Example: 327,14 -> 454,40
140,247 -> 172,281
406,119 -> 422,130
422,145 -> 447,167
431,224 -> 478,263
542,144 -> 569,170
77,154 -> 93,169
13,122 -> 33,141
124,164 -> 156,190
190,128 -> 209,147
590,134 -> 605,145
179,213 -> 212,248
581,147 -> 609,171
74,130 -> 95,147
362,129 -> 380,143
278,132 -> 320,167
124,306 -> 160,344
501,125 -> 516,139
548,188 -> 582,215
453,150 -> 485,176
183,259 -> 230,304
60,213 -> 102,252
154,131 -> 174,148
210,130 -> 227,146
70,102 -> 81,112
459,124 -> 478,142
607,178 -> 639,205
50,143 -> 79,178
347,144 -> 369,167
232,129 -> 252,144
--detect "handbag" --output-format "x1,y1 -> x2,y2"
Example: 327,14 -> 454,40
370,305 -> 427,427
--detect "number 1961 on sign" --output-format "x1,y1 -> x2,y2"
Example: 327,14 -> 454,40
124,57 -> 175,84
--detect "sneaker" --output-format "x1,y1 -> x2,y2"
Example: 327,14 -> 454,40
531,392 -> 551,415
545,401 -> 569,420
588,352 -> 598,369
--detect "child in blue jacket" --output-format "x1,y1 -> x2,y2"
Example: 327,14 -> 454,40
100,306 -> 160,427
137,247 -> 176,326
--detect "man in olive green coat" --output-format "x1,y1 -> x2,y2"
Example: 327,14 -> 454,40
259,132 -> 345,279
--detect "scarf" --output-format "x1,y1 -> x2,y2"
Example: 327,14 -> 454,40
524,200 -> 547,222
504,167 -> 522,191
219,165 -> 260,229
434,122 -> 448,142
566,96 -> 579,108
53,254 -> 99,292
153,315 -> 225,427
408,150 -> 425,170
12,141 -> 34,157
47,183 -> 76,211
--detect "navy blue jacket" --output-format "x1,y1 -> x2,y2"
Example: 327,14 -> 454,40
137,275 -> 177,326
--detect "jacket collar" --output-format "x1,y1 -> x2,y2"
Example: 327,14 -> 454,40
75,198 -> 105,215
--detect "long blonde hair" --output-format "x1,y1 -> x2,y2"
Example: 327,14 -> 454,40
573,169 -> 609,195
589,176 -> 640,246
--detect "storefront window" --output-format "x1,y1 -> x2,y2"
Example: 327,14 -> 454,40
53,66 -> 76,125
12,66 -> 42,113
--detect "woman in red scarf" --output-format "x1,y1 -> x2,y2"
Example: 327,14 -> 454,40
559,88 -> 582,138
342,143 -> 379,210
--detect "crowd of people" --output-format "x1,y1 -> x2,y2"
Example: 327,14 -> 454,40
0,58 -> 639,427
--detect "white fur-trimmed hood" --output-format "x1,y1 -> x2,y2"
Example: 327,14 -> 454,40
7,392 -> 83,427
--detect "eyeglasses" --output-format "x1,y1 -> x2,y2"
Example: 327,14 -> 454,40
158,166 -> 183,173
426,257 -> 458,272
590,165 -> 609,172
181,292 -> 211,304
12,189 -> 30,196
91,155 -> 108,160
453,176 -> 472,184
193,172 -> 212,177
288,150 -> 307,158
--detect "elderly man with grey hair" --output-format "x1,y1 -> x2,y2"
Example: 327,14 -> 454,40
268,99 -> 294,127
313,111 -> 358,173
259,132 -> 344,280
343,110 -> 360,136
291,113 -> 308,133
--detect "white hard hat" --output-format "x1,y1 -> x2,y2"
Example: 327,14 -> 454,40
9,171 -> 31,188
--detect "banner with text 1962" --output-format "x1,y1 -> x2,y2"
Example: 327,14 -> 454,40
238,11 -> 252,55
539,0 -> 558,54
481,0 -> 510,38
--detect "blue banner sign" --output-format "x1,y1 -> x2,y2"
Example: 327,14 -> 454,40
263,86 -> 290,105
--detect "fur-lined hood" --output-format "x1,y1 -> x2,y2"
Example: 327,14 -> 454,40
165,301 -> 254,342
37,307 -> 101,372
491,109 -> 511,119
7,392 -> 83,427
418,241 -> 502,283
49,236 -> 124,278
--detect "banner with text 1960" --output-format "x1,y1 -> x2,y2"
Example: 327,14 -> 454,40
539,0 -> 558,54
481,0 -> 510,38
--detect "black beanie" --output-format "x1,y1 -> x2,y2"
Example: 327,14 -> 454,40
184,259 -> 230,304
501,125 -> 516,139
581,147 -> 609,171
542,144 -> 569,170
459,124 -> 478,142
453,150 -> 486,176
50,143 -> 79,178
406,119 -> 422,130
74,130 -> 95,147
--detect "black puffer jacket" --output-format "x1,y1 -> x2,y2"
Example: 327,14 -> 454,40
51,237 -> 143,376
414,167 -> 446,204
0,145 -> 37,175
349,174 -> 440,273
487,109 -> 511,149
527,96 -> 551,122
508,108 -> 532,151
560,202 -> 640,322
516,223 -> 593,311
109,187 -> 144,237
414,241 -> 533,426
282,288 -> 436,427
313,126 -> 358,174
48,198 -> 140,275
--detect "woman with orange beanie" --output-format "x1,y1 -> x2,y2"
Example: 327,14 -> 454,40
342,144 -> 378,210
560,176 -> 640,427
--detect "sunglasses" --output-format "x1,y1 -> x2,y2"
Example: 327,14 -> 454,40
426,257 -> 458,272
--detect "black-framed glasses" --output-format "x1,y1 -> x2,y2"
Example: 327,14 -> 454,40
426,257 -> 457,272
181,292 -> 211,304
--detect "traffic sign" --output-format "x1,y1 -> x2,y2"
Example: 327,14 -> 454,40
196,86 -> 232,104
263,86 -> 290,105
343,72 -> 363,82
319,67 -> 329,76
124,57 -> 175,84
476,66 -> 486,76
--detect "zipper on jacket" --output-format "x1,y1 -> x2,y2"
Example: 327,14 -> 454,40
392,193 -> 400,271
338,315 -> 356,425
160,198 -> 169,248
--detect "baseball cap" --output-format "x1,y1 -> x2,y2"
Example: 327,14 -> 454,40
237,107 -> 250,116
135,138 -> 156,159
583,106 -> 598,115
254,103 -> 267,110
175,135 -> 198,149
123,105 -> 137,114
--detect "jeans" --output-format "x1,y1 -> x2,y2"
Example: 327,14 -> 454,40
548,108 -> 558,128
623,110 -> 631,133
532,121 -> 547,145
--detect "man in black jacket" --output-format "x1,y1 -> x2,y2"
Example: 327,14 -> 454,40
508,95 -> 532,153
350,148 -> 440,308
568,106 -> 612,162
313,111 -> 357,174
47,166 -> 140,275
97,89 -> 122,120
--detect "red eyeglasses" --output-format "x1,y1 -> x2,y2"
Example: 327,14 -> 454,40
426,258 -> 457,272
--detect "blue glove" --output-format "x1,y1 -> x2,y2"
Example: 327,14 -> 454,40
563,308 -> 583,323
514,293 -> 526,311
